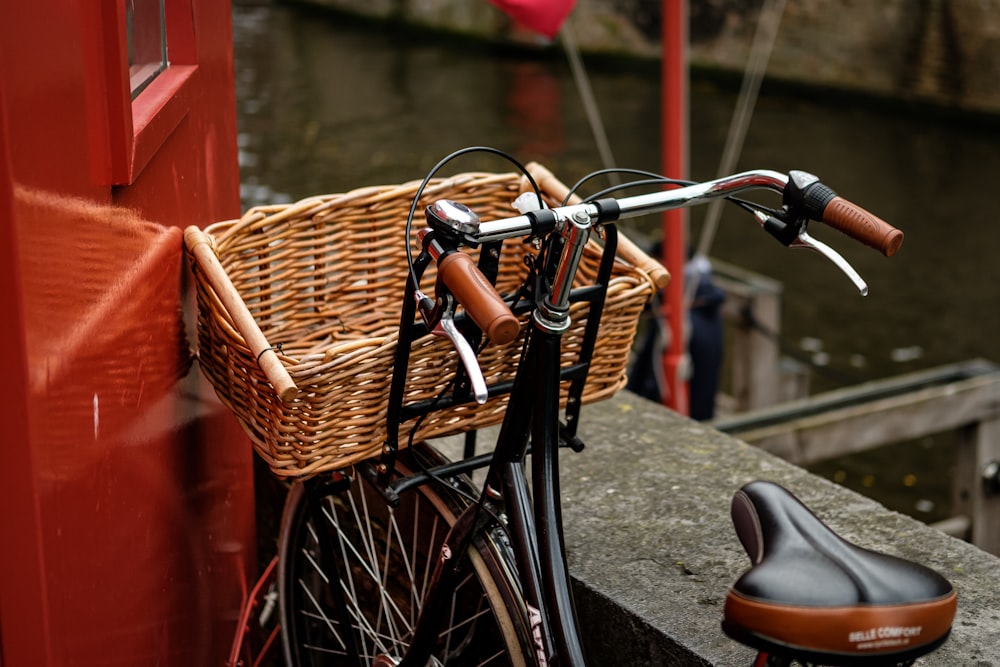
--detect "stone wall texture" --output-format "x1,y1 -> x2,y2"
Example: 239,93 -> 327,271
286,0 -> 1000,114
685,0 -> 1000,114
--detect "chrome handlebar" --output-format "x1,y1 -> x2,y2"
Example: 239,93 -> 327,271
420,168 -> 892,400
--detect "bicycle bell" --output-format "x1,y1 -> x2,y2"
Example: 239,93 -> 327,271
426,199 -> 481,238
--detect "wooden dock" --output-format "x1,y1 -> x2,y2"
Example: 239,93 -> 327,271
714,359 -> 1000,555
704,261 -> 1000,555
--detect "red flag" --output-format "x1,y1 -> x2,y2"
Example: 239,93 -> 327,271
488,0 -> 576,39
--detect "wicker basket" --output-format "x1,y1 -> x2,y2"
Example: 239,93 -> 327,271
186,166 -> 666,478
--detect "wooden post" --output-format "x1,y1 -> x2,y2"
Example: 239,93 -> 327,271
954,416 -> 1000,555
712,259 -> 784,412
733,283 -> 781,411
951,424 -> 977,542
972,415 -> 1000,554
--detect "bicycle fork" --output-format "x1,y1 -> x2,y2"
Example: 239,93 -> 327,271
394,327 -> 588,667
514,329 -> 587,667
389,193 -> 602,667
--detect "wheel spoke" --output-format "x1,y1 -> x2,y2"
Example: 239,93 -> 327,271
300,642 -> 348,657
419,510 -> 439,606
279,452 -> 525,666
376,509 -> 413,649
296,577 -> 345,648
325,498 -> 407,658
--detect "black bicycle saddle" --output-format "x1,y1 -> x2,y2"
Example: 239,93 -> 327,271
722,480 -> 957,666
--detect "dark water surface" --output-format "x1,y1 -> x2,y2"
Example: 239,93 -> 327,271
232,3 -> 1000,524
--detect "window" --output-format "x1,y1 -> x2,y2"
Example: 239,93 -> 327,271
84,0 -> 197,185
127,0 -> 168,99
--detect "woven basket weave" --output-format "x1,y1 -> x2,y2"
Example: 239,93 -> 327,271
187,169 -> 659,478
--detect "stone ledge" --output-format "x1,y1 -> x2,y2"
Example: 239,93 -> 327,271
559,391 -> 1000,666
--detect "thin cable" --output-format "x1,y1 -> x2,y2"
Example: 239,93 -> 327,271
560,19 -> 620,186
404,340 -> 512,528
405,146 -> 543,295
688,0 -> 786,305
563,167 -> 694,205
580,178 -> 689,203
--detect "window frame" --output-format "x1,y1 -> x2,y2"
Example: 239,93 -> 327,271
87,0 -> 198,185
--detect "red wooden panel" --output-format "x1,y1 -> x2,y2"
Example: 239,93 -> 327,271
0,1 -> 251,665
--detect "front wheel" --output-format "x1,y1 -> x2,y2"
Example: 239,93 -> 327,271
278,444 -> 532,666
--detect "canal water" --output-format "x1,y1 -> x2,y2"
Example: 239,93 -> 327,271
232,2 -> 1000,524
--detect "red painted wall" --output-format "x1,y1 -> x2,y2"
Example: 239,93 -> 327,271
0,1 -> 255,665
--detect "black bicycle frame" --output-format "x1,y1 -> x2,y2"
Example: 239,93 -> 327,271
479,221 -> 620,663
364,215 -> 619,667
490,324 -> 588,666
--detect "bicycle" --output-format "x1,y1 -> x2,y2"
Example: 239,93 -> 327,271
186,147 -> 954,667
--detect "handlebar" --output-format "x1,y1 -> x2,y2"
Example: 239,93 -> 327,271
462,169 -> 901,260
423,167 -> 901,364
525,161 -> 672,288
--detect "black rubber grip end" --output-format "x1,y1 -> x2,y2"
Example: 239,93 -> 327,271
785,170 -> 837,220
593,198 -> 621,223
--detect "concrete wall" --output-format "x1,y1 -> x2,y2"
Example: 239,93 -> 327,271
563,391 -> 1000,665
283,0 -> 1000,114
438,391 -> 1000,664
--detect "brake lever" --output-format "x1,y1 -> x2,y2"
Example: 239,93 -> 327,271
791,229 -> 868,296
754,211 -> 868,296
415,290 -> 489,405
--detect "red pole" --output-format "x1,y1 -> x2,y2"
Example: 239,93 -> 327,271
660,0 -> 688,414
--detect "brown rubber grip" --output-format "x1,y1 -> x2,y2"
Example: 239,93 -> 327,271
437,252 -> 519,345
822,196 -> 904,257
